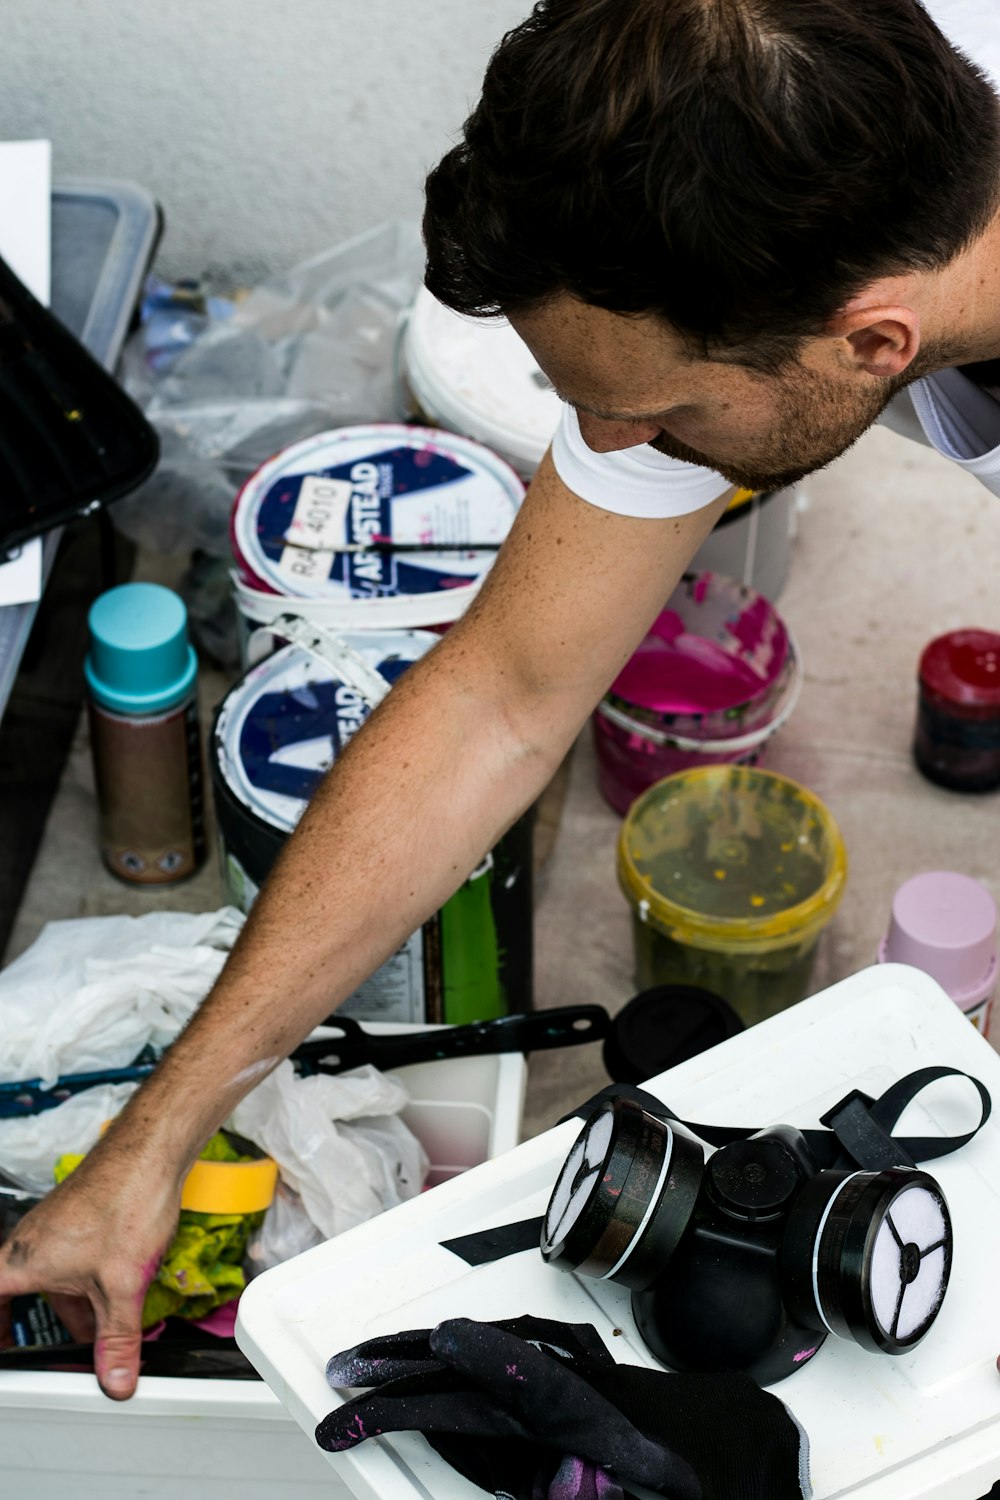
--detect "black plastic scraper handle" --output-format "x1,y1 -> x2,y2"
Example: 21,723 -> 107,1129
293,1005 -> 611,1076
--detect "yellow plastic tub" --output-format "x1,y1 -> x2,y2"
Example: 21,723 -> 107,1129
617,765 -> 847,1025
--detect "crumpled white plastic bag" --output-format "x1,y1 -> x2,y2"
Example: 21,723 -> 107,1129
0,909 -> 429,1254
230,1061 -> 429,1241
0,1083 -> 139,1195
244,1180 -> 325,1276
0,908 -> 244,1087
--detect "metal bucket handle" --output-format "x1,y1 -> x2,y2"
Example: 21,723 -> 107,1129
246,612 -> 394,710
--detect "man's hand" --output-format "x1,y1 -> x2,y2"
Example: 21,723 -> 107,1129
0,1140 -> 182,1399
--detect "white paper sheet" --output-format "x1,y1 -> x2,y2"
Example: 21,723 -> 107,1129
0,539 -> 42,606
0,138 -> 52,606
0,138 -> 51,306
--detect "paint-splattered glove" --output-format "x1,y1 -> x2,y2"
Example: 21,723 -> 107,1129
317,1314 -> 811,1500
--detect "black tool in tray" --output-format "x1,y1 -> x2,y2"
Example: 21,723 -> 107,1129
0,1006 -> 611,1119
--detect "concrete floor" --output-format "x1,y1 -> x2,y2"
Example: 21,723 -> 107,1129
5,419 -> 1000,1140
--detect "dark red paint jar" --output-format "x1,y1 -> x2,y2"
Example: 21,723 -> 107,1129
914,630 -> 1000,792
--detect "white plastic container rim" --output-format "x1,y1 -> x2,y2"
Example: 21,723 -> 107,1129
0,1023 -> 526,1429
596,631 -> 804,754
233,568 -> 489,630
233,967 -> 1000,1499
401,289 -> 561,477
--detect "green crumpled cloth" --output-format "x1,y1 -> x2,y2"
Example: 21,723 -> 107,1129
54,1132 -> 264,1328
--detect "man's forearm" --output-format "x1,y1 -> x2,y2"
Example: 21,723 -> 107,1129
102,619 -> 569,1174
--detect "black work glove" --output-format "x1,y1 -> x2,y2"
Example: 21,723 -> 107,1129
316,1314 -> 811,1500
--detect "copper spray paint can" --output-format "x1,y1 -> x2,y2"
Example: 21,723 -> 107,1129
85,583 -> 206,884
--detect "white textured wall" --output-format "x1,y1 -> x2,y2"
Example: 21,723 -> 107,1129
0,0 -> 529,282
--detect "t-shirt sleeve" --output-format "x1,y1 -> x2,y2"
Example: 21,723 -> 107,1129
550,403 -> 732,517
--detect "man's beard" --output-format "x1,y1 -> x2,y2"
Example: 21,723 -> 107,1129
646,356 -> 939,493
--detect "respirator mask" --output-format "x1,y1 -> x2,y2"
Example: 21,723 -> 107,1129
538,1069 -> 989,1385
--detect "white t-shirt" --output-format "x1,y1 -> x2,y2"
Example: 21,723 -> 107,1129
552,0 -> 1000,514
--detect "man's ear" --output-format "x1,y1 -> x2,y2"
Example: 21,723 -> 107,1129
827,303 -> 921,378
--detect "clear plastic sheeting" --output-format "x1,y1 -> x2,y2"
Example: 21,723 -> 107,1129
114,221 -> 425,561
232,1061 -> 429,1245
0,1083 -> 140,1195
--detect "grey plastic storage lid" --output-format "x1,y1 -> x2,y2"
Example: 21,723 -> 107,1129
51,177 -> 161,369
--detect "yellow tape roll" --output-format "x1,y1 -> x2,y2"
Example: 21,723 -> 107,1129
97,1121 -> 279,1215
180,1154 -> 279,1215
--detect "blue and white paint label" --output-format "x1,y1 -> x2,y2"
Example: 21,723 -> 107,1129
219,838 -> 427,1023
233,425 -> 522,602
215,633 -> 443,1023
217,635 -> 431,834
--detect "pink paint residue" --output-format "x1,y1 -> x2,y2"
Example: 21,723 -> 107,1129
610,575 -> 789,717
793,1346 -> 819,1363
191,1298 -> 240,1339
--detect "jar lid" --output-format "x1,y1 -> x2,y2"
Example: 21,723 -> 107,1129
617,766 -> 848,954
919,630 -> 1000,711
878,870 -> 997,1006
603,985 -> 744,1083
85,582 -> 197,716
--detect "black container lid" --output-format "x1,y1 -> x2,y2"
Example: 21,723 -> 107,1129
603,985 -> 744,1084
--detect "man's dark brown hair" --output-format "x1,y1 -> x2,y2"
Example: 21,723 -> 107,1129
424,0 -> 1000,371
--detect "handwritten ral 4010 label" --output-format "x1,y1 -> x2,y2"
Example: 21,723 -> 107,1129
279,543 -> 335,584
285,475 -> 354,550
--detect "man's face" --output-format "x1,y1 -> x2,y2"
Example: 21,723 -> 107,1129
509,295 -> 906,492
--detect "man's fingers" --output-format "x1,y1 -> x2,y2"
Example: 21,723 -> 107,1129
94,1309 -> 144,1401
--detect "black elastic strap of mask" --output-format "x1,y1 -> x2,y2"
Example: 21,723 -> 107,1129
564,1067 -> 991,1172
441,1068 -> 990,1268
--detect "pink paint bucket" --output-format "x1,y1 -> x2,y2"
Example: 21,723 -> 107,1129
593,571 -> 801,816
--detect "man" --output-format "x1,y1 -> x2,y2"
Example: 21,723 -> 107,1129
3,0 -> 1000,1400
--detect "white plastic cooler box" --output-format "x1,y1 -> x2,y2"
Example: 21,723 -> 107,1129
237,966 -> 1000,1500
0,1029 -> 526,1499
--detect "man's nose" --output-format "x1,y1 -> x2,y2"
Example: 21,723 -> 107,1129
575,410 -> 662,453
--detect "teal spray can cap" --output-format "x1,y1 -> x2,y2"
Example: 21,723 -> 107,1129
85,583 -> 198,716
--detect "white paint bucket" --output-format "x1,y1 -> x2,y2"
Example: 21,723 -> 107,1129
401,289 -> 795,598
401,286 -> 560,480
231,423 -> 525,653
